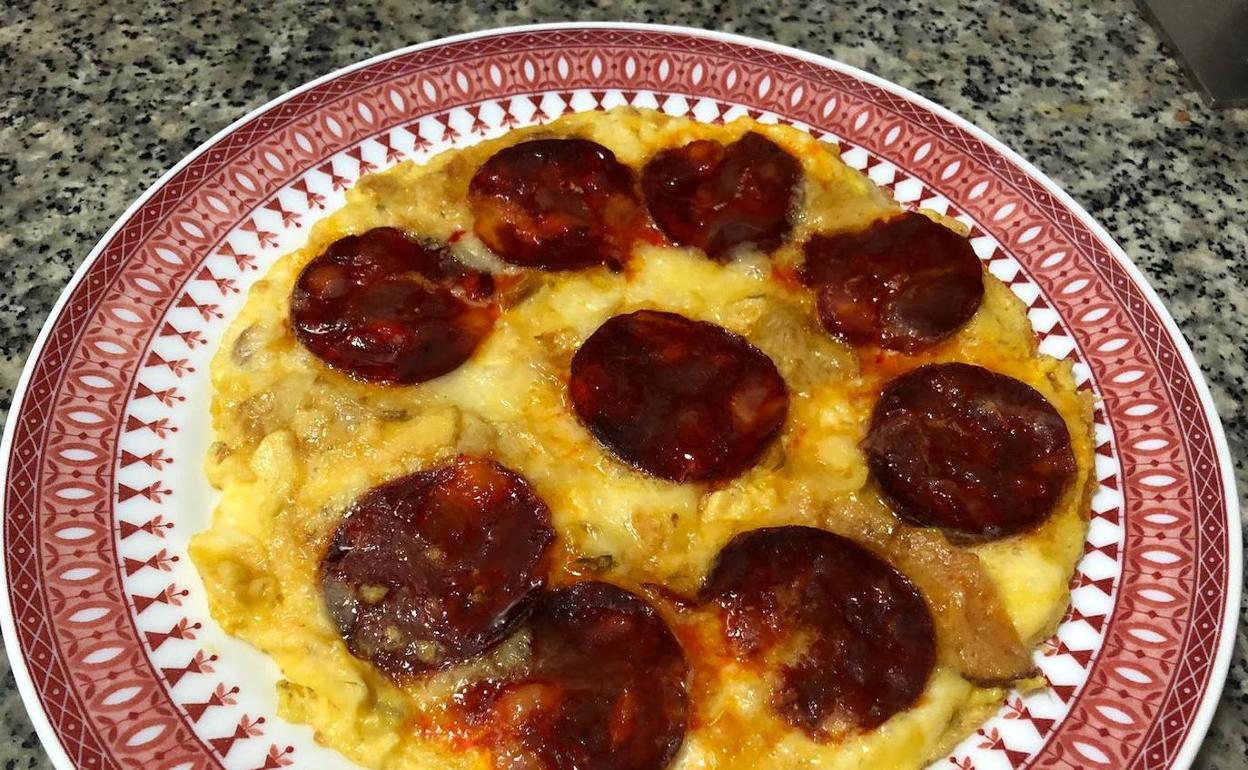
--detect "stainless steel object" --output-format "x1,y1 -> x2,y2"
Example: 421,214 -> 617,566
1137,0 -> 1248,107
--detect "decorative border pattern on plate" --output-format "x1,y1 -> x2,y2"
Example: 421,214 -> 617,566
2,26 -> 1233,770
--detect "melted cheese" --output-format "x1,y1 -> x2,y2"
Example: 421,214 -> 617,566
191,109 -> 1094,770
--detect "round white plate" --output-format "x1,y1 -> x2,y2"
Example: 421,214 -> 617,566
1,23 -> 1238,770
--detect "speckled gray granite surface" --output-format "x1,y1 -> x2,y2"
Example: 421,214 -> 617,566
1,1 -> 1244,768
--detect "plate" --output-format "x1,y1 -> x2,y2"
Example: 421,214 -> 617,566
0,23 -> 1238,770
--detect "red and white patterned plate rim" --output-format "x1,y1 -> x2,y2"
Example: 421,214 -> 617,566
0,22 -> 1239,770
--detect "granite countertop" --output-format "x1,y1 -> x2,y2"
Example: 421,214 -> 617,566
1,1 -> 1245,768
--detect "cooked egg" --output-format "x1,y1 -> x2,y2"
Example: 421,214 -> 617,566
190,108 -> 1094,770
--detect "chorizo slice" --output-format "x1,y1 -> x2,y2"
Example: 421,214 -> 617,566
457,581 -> 689,770
319,456 -> 554,679
469,138 -> 649,270
864,362 -> 1077,541
569,310 -> 789,482
291,227 -> 496,384
642,131 -> 802,259
801,212 -> 984,352
700,526 -> 936,739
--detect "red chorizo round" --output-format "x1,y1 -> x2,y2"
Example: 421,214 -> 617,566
456,581 -> 689,770
290,227 -> 496,384
468,138 -> 649,270
568,310 -> 789,483
319,456 -> 554,680
801,212 -> 984,352
864,362 -> 1077,541
641,132 -> 802,259
700,526 -> 935,738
